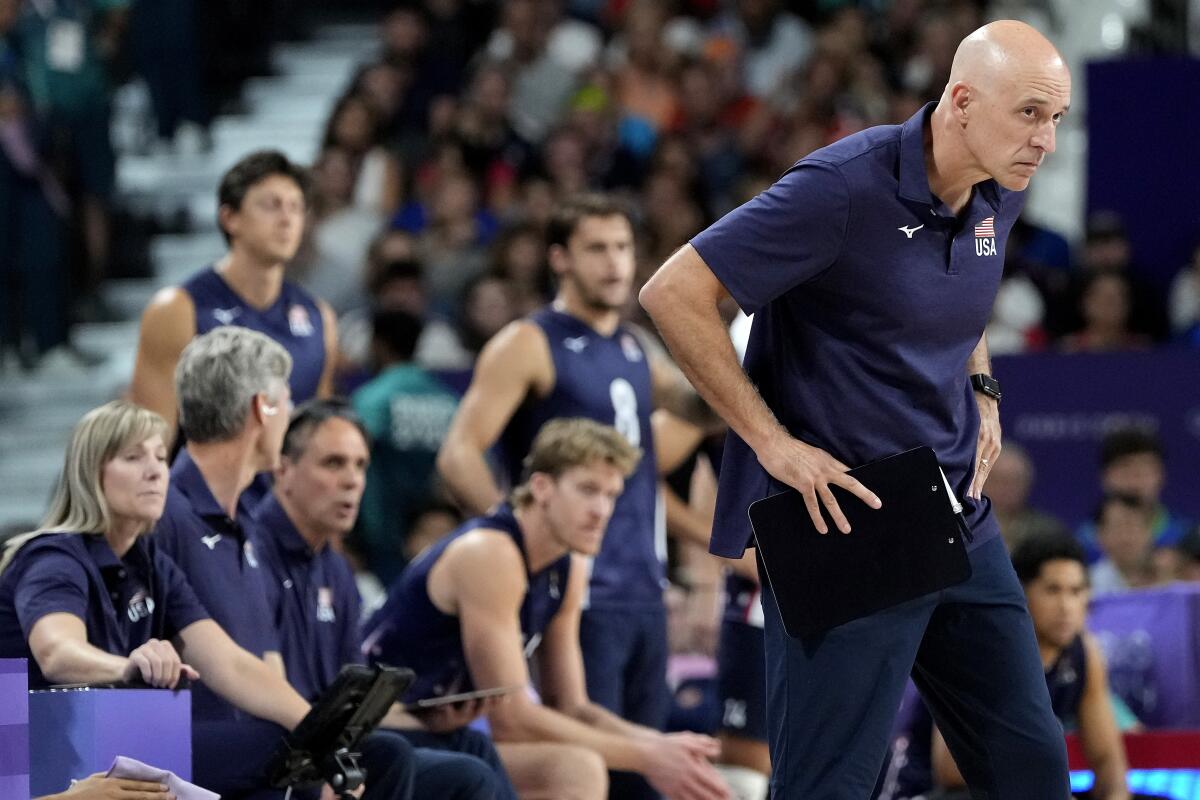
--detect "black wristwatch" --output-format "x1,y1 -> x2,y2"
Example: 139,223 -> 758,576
970,373 -> 1002,403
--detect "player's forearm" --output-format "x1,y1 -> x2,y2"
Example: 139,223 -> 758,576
663,482 -> 712,548
37,639 -> 129,685
966,332 -> 991,374
1085,739 -> 1130,800
571,700 -> 657,740
436,441 -> 504,515
490,700 -> 650,773
1091,762 -> 1131,800
641,282 -> 784,454
202,646 -> 310,730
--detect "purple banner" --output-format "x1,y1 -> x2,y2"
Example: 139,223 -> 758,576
29,688 -> 191,797
0,659 -> 29,800
1087,584 -> 1200,728
994,350 -> 1200,528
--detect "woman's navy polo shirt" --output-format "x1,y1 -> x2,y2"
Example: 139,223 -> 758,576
252,493 -> 363,703
0,532 -> 209,688
691,103 -> 1021,558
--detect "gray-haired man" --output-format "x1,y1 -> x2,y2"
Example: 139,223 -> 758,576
154,325 -> 499,799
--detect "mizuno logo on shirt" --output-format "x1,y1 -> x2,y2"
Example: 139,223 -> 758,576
212,308 -> 241,325
200,534 -> 222,550
563,336 -> 588,353
898,224 -> 924,239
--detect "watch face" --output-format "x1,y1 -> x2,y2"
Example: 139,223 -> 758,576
972,375 -> 1000,399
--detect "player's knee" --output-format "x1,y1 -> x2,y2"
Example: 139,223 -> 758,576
544,745 -> 608,800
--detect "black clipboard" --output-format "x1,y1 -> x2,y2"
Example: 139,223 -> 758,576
748,446 -> 971,639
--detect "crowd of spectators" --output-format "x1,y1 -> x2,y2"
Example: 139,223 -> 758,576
0,0 -> 308,369
4,0 -> 1198,372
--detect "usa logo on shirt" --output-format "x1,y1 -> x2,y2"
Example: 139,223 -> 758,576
288,304 -> 314,337
243,540 -> 259,569
620,333 -> 643,363
316,587 -> 336,623
974,216 -> 997,257
127,590 -> 156,623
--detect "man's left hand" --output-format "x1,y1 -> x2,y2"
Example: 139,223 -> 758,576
967,393 -> 1001,500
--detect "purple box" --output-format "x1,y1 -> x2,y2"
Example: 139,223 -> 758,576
29,687 -> 191,797
0,659 -> 30,800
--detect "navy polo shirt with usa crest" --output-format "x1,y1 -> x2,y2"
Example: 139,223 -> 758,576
691,102 -> 1021,559
252,493 -> 363,702
154,449 -> 278,720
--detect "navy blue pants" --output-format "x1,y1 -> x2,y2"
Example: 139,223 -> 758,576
762,535 -> 1070,799
396,727 -> 517,800
580,605 -> 670,799
193,719 -> 500,799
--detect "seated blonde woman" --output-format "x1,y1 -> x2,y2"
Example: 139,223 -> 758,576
0,400 -> 310,793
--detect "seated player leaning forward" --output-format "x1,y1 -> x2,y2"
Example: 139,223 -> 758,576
888,532 -> 1163,800
362,418 -> 732,800
0,401 -> 310,781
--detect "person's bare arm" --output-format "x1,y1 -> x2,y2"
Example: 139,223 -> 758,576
129,288 -> 195,444
316,300 -> 339,399
931,725 -> 967,789
263,650 -> 286,680
530,556 -> 727,798
177,619 -> 309,730
640,246 -> 879,535
535,557 -> 653,739
965,332 -> 1000,500
28,613 -> 196,688
653,410 -> 706,476
447,536 -> 643,763
436,321 -> 552,513
1078,634 -> 1131,800
450,537 -> 728,798
646,345 -> 720,432
37,772 -> 168,800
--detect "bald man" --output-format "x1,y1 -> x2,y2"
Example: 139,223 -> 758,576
641,21 -> 1072,799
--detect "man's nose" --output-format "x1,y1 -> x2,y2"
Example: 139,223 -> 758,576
1032,122 -> 1056,155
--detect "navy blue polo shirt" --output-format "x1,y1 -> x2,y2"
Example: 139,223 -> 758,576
0,532 -> 209,688
154,450 -> 278,720
252,494 -> 363,702
692,103 -> 1020,558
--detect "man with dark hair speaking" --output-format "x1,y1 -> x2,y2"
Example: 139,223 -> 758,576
642,20 -> 1074,799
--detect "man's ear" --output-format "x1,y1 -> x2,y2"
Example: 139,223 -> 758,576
274,454 -> 294,486
218,204 -> 238,241
547,243 -> 570,278
251,394 -> 279,428
527,471 -> 554,505
950,82 -> 972,119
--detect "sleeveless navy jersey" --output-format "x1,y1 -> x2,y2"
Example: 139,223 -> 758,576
888,635 -> 1089,798
722,573 -> 764,628
184,266 -> 326,404
360,504 -> 571,702
1046,634 -> 1087,730
499,307 -> 664,609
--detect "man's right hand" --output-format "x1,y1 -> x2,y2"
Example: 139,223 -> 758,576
756,434 -> 881,534
123,639 -> 199,689
52,773 -> 171,800
643,733 -> 732,800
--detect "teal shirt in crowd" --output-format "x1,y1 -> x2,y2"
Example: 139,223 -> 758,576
352,364 -> 458,584
14,0 -> 127,116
